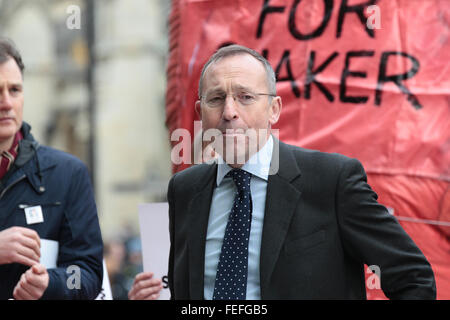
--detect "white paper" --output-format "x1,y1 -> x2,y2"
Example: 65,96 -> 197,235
138,202 -> 170,300
95,260 -> 113,300
39,239 -> 113,300
39,239 -> 59,269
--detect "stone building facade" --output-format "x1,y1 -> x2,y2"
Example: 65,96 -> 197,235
0,0 -> 172,240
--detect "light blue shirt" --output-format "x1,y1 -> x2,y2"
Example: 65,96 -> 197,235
204,135 -> 273,300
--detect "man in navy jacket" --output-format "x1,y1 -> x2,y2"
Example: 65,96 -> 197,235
0,38 -> 103,299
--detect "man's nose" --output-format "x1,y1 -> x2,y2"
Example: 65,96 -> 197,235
222,94 -> 239,121
0,90 -> 13,110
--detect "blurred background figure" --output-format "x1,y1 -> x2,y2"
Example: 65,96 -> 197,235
103,227 -> 146,300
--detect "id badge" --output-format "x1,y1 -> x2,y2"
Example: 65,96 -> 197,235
24,205 -> 44,225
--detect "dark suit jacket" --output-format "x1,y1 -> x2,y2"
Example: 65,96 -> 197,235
167,139 -> 436,299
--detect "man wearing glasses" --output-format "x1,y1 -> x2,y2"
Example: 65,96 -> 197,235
134,44 -> 435,300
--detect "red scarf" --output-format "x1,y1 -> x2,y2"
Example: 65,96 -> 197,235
0,131 -> 23,180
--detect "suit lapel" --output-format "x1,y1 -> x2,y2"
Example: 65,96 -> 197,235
260,139 -> 303,297
187,164 -> 217,299
184,140 -> 303,299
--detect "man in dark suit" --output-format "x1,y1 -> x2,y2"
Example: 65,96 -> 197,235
167,44 -> 436,300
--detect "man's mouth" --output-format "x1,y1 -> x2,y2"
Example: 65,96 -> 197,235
0,117 -> 14,123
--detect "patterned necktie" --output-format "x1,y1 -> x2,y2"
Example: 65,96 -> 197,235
213,169 -> 252,300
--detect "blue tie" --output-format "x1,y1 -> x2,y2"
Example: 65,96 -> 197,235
213,169 -> 252,300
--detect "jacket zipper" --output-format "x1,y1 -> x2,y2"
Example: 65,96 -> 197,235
0,174 -> 26,200
18,202 -> 61,209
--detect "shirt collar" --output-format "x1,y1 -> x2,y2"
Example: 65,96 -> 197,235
0,130 -> 23,180
216,135 -> 273,186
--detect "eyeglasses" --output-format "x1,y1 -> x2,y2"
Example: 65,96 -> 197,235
200,91 -> 276,108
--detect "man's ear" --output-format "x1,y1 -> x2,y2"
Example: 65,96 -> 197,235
268,96 -> 282,125
195,100 -> 202,119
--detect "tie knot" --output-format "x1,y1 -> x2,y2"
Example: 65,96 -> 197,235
227,169 -> 251,193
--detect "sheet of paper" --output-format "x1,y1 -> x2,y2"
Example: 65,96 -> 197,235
35,239 -> 113,300
95,260 -> 113,300
138,202 -> 170,300
40,239 -> 59,269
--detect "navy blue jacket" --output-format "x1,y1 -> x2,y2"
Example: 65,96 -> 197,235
0,123 -> 103,299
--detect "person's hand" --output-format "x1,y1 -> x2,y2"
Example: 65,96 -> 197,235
128,272 -> 163,300
13,264 -> 49,300
0,226 -> 40,266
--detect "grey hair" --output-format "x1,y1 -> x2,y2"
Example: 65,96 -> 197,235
198,44 -> 276,98
0,37 -> 24,74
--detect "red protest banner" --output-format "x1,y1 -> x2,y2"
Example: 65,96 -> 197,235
166,0 -> 450,299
